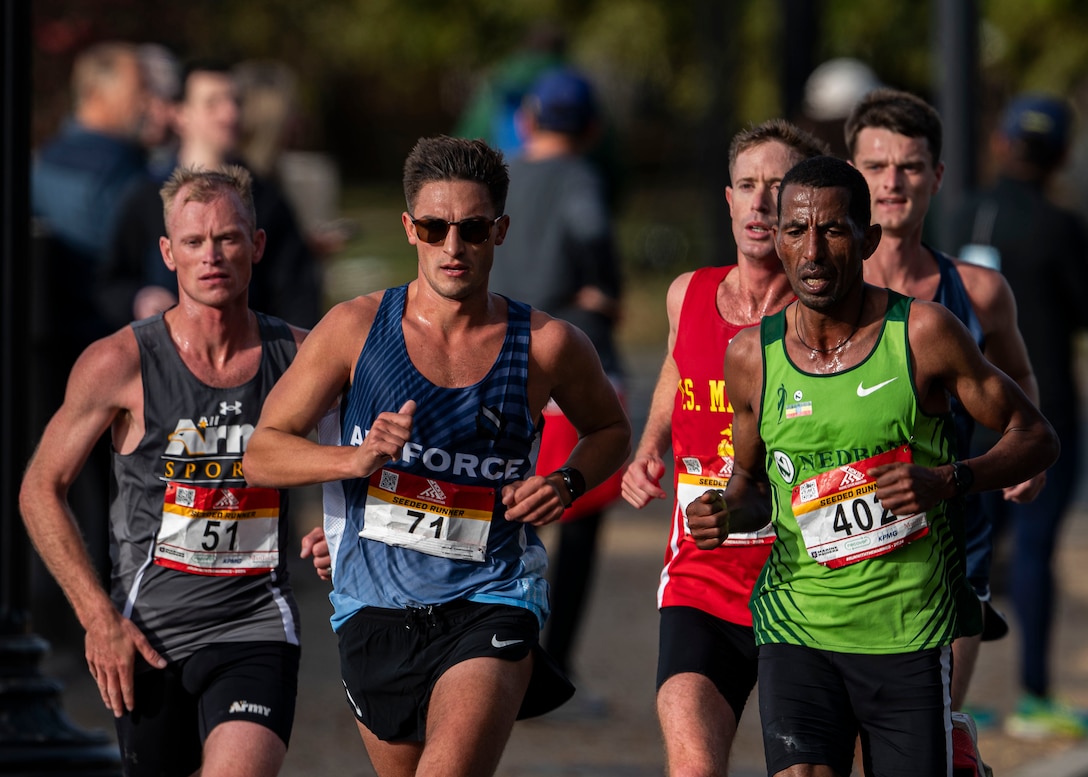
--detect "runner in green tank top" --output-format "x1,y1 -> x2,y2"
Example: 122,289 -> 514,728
685,156 -> 1057,777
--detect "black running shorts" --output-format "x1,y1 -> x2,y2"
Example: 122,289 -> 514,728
115,641 -> 300,777
759,642 -> 952,776
338,600 -> 573,742
656,605 -> 758,721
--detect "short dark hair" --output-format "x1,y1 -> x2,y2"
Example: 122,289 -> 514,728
844,87 -> 943,164
402,136 -> 510,215
179,59 -> 234,104
728,119 -> 830,179
778,155 -> 872,229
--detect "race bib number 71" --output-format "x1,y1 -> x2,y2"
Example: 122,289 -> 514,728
791,445 -> 929,568
361,468 -> 495,562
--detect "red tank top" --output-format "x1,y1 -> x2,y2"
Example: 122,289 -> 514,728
658,265 -> 775,626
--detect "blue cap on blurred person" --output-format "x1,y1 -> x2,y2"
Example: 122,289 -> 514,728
527,68 -> 598,135
1001,93 -> 1072,153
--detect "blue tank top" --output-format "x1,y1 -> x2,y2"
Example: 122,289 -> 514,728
931,247 -> 984,456
322,285 -> 549,629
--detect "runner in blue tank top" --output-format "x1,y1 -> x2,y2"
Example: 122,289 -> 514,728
845,89 -> 1043,721
244,136 -> 630,777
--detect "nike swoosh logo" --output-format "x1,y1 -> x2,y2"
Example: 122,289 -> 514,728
857,377 -> 898,397
491,635 -> 524,649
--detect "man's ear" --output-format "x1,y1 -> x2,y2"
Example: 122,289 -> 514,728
402,212 -> 418,245
493,214 -> 510,247
252,228 -> 267,265
160,236 -> 177,272
862,223 -> 882,260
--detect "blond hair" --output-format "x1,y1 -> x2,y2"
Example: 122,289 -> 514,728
160,165 -> 256,234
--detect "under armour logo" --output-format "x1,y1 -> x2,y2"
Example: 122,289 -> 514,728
220,401 -> 243,415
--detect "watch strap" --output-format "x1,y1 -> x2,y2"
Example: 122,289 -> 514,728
554,466 -> 586,506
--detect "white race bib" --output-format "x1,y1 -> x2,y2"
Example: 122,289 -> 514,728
791,445 -> 929,568
154,483 -> 280,575
361,468 -> 495,562
675,455 -> 774,545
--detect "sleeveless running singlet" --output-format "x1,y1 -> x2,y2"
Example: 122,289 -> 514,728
322,285 -> 549,630
752,291 -> 979,652
111,312 -> 300,661
659,265 -> 776,626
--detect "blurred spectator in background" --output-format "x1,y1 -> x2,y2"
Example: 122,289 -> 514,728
137,43 -> 181,170
454,24 -> 625,210
490,68 -> 624,717
235,59 -> 351,261
30,41 -> 151,628
454,22 -> 568,157
33,39 -> 150,341
33,40 -> 149,271
107,60 -> 323,328
952,93 -> 1088,740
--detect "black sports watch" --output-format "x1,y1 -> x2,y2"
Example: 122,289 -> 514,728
554,466 -> 586,507
951,461 -> 974,497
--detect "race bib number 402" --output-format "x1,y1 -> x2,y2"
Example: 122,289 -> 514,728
361,468 -> 495,562
154,483 -> 280,575
791,445 -> 929,568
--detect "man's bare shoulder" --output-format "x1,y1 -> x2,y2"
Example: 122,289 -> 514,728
664,271 -> 697,327
286,323 -> 309,348
527,307 -> 581,348
949,257 -> 1014,312
726,324 -> 762,361
311,290 -> 386,337
667,270 -> 697,298
68,327 -> 143,408
906,297 -> 969,341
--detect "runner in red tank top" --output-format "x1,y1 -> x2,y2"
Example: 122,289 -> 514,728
621,120 -> 827,776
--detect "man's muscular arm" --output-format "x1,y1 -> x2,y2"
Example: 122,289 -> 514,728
956,261 -> 1044,502
871,301 -> 1058,515
622,272 -> 692,508
502,315 -> 631,527
19,332 -> 167,717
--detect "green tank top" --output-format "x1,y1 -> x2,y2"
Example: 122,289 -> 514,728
752,290 -> 981,653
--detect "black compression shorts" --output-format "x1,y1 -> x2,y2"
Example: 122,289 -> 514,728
115,640 -> 299,777
656,605 -> 758,721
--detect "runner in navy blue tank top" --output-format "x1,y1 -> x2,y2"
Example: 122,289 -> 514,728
847,90 -> 1043,763
244,136 -> 630,777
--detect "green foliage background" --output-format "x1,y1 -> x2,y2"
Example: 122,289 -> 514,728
28,1 -> 1088,340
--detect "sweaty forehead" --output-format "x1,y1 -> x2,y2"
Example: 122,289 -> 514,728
779,184 -> 852,221
412,180 -> 496,218
733,140 -> 804,180
169,190 -> 248,231
855,126 -> 933,162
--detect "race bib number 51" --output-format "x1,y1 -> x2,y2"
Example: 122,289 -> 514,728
154,483 -> 280,575
791,445 -> 929,568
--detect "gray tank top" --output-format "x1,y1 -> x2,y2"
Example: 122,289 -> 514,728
110,312 -> 300,661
